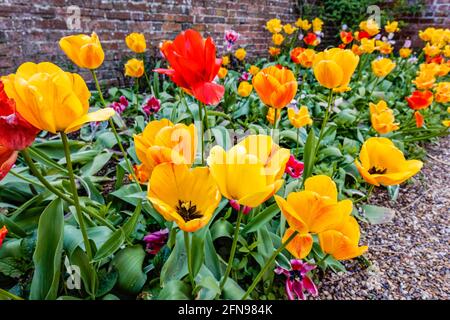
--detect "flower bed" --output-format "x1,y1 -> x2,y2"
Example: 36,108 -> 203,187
0,16 -> 448,300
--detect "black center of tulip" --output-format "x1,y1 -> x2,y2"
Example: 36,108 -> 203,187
289,270 -> 303,281
176,200 -> 202,222
368,166 -> 387,174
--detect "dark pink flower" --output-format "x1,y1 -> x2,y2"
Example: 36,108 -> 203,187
275,259 -> 318,300
224,30 -> 240,50
229,199 -> 251,215
239,72 -> 250,82
142,96 -> 161,116
143,228 -> 169,255
119,95 -> 129,107
285,155 -> 304,178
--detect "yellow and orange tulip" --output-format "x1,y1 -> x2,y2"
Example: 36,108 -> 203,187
355,137 -> 423,186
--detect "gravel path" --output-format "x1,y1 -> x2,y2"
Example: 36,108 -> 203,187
317,135 -> 450,300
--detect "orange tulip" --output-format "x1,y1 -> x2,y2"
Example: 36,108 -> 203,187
252,66 -> 297,109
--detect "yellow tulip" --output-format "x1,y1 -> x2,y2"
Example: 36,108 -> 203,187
207,135 -> 290,208
385,21 -> 399,33
298,49 -> 316,68
318,215 -> 368,260
376,40 -> 393,55
412,71 -> 436,90
124,58 -> 144,78
235,48 -> 246,61
283,24 -> 297,35
222,55 -> 230,66
437,63 -> 450,77
288,106 -> 313,128
419,62 -> 440,76
248,65 -> 260,76
435,82 -> 450,103
313,48 -> 359,91
237,81 -> 253,97
295,18 -> 311,31
266,18 -> 283,34
272,33 -> 285,46
360,38 -> 376,54
399,48 -> 412,58
134,119 -> 197,180
268,47 -> 281,56
371,58 -> 396,77
125,32 -> 146,53
355,137 -> 423,186
1,62 -> 114,133
444,45 -> 450,58
369,100 -> 399,134
266,107 -> 280,125
147,163 -> 221,232
275,175 -> 355,259
423,43 -> 441,57
59,32 -> 104,69
218,67 -> 228,79
359,19 -> 380,36
312,17 -> 323,32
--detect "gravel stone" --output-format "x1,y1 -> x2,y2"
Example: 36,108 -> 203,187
316,136 -> 450,300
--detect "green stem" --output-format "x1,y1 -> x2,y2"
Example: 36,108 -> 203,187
90,69 -> 142,190
60,133 -> 93,261
134,78 -> 140,109
219,209 -> 243,291
199,102 -> 205,165
184,231 -> 195,289
314,90 -> 334,157
241,230 -> 299,300
368,77 -> 380,100
20,151 -> 116,231
317,253 -> 330,266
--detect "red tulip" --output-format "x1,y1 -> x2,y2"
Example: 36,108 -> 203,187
406,90 -> 434,110
303,32 -> 318,46
0,80 -> 39,150
0,226 -> 8,248
414,111 -> 424,128
356,30 -> 370,40
340,31 -> 353,44
0,145 -> 18,181
155,29 -> 225,105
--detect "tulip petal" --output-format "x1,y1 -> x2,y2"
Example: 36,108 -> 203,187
283,228 -> 313,259
0,147 -> 18,181
64,108 -> 115,133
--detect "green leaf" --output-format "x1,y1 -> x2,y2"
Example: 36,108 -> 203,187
30,198 -> 64,300
222,277 -> 246,299
122,200 -> 143,237
80,152 -> 112,176
190,233 -> 205,278
160,231 -> 188,285
68,247 -> 98,296
96,268 -> 118,297
210,218 -> 233,240
158,280 -> 191,300
242,203 -> 279,234
0,257 -> 24,278
112,245 -> 146,294
0,214 -> 27,238
93,229 -> 125,262
302,128 -> 317,180
362,205 -> 395,224
204,231 -> 222,281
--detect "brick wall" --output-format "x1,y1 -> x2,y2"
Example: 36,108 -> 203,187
0,0 -> 297,85
400,0 -> 449,48
0,0 -> 448,86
